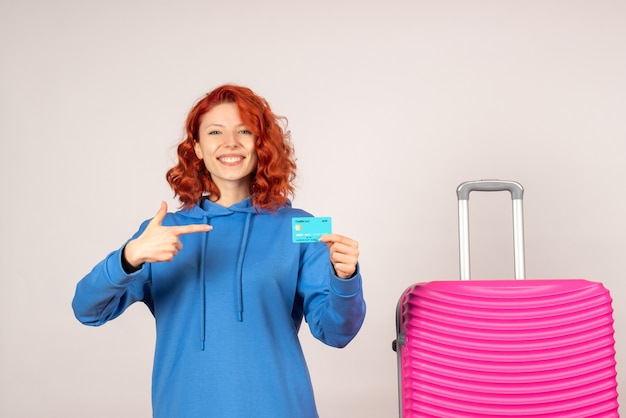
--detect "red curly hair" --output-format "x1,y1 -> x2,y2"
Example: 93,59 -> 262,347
166,85 -> 297,212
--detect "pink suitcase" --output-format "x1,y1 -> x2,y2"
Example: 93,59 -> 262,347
393,180 -> 619,417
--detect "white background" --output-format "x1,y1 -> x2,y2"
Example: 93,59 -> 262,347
1,0 -> 625,416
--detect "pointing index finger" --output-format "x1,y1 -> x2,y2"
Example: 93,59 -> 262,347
168,224 -> 213,236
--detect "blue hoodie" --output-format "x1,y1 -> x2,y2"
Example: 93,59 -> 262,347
72,197 -> 366,418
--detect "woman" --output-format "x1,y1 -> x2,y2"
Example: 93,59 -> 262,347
72,84 -> 366,418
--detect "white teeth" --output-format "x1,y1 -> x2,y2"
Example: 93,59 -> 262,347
219,156 -> 242,163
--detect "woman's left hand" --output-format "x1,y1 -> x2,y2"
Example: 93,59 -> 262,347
318,234 -> 359,279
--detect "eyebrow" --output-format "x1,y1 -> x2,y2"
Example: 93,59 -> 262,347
203,123 -> 247,129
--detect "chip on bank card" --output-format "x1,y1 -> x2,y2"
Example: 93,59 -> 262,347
292,217 -> 332,243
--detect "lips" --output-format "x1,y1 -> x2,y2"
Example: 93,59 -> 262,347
217,155 -> 244,165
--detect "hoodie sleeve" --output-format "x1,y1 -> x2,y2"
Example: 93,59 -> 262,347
299,244 -> 366,348
72,223 -> 153,326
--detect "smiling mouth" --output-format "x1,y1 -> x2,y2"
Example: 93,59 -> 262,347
218,156 -> 244,165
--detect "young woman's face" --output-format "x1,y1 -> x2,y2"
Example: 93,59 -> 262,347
194,102 -> 258,191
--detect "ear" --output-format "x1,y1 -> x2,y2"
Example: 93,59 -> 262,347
193,141 -> 203,159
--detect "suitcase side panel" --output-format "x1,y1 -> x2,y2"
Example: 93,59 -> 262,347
396,279 -> 619,418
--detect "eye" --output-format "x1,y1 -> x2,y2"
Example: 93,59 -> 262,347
238,129 -> 253,135
208,130 -> 221,135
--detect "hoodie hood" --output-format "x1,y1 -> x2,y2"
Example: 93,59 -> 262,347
182,195 -> 264,218
182,195 -> 292,219
182,197 -> 289,350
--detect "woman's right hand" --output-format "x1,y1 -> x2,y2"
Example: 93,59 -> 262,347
123,201 -> 212,268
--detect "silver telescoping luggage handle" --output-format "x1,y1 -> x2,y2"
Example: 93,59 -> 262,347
457,180 -> 526,281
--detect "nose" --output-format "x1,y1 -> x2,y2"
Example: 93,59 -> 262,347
223,131 -> 240,147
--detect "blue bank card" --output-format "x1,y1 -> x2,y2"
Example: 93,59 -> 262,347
292,217 -> 332,243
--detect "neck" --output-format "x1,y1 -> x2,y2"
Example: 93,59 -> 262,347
210,180 -> 251,207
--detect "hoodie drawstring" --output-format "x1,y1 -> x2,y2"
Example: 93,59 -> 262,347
200,218 -> 210,351
235,213 -> 252,322
199,212 -> 253,350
